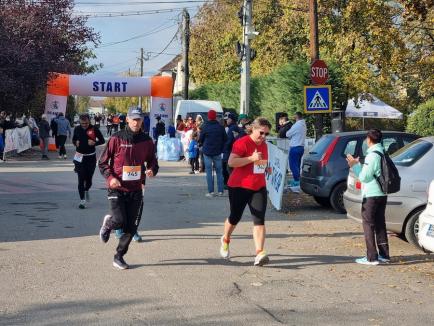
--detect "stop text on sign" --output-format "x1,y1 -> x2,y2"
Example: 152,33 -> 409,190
311,67 -> 328,78
310,60 -> 328,85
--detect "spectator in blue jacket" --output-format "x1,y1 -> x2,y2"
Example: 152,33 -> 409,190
199,109 -> 227,197
222,112 -> 239,187
188,131 -> 199,174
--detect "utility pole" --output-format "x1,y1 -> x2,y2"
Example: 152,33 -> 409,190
138,47 -> 144,109
240,0 -> 253,116
182,9 -> 190,100
309,0 -> 323,140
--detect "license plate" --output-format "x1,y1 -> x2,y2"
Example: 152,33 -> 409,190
427,224 -> 434,238
303,164 -> 311,173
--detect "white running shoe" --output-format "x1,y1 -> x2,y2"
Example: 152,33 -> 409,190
220,235 -> 230,259
254,251 -> 269,266
205,192 -> 214,198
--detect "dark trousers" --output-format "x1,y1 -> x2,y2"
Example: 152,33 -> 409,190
107,125 -> 112,136
106,189 -> 143,258
74,155 -> 96,200
189,157 -> 199,172
199,149 -> 205,172
222,160 -> 230,185
56,135 -> 67,155
361,196 -> 390,261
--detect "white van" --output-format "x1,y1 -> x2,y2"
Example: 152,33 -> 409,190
174,100 -> 224,121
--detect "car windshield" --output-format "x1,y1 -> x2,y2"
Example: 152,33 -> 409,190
309,135 -> 334,154
391,139 -> 433,167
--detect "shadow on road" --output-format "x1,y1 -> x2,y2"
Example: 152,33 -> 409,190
146,253 -> 356,270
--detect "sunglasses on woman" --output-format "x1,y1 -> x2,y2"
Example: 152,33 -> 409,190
259,131 -> 269,136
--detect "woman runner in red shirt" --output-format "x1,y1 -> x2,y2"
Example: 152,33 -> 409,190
219,117 -> 272,266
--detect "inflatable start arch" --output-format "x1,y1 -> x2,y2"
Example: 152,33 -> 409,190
44,73 -> 174,141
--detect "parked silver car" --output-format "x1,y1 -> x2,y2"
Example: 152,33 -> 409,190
344,137 -> 434,248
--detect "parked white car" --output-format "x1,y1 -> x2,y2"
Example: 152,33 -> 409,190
418,180 -> 434,253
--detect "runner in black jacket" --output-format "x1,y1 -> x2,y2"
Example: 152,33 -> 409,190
98,107 -> 159,270
72,114 -> 105,209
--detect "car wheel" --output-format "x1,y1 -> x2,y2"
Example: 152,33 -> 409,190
330,182 -> 347,214
313,196 -> 331,207
404,209 -> 423,248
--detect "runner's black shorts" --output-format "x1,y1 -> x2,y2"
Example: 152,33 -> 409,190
228,186 -> 267,226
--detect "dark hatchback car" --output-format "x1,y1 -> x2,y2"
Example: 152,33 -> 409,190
300,131 -> 420,213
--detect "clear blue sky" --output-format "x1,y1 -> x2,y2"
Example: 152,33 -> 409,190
73,0 -> 205,76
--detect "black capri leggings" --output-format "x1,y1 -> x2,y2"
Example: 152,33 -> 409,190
228,186 -> 267,226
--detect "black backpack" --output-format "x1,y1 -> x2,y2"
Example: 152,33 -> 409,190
373,151 -> 401,194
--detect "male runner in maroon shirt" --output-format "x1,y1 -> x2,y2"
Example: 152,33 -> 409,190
98,107 -> 158,270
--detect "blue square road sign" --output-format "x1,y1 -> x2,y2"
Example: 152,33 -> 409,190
304,85 -> 332,114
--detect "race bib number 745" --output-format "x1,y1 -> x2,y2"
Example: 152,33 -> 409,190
122,166 -> 141,181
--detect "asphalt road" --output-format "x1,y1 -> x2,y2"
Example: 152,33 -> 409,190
0,143 -> 433,325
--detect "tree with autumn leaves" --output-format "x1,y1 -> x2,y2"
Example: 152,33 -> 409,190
190,0 -> 433,121
0,0 -> 99,115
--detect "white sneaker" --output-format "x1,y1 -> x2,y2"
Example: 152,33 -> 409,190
355,257 -> 379,265
78,200 -> 86,209
205,192 -> 214,198
216,192 -> 224,196
194,170 -> 200,174
254,251 -> 269,266
63,154 -> 67,159
58,155 -> 62,159
220,235 -> 230,259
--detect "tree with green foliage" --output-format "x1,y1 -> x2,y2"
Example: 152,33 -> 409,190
406,98 -> 434,136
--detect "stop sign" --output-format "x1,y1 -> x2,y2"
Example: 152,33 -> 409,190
311,60 -> 328,85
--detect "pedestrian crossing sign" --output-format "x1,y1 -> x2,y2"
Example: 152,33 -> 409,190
304,85 -> 332,114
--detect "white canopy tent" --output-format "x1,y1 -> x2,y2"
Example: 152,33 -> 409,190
346,94 -> 403,129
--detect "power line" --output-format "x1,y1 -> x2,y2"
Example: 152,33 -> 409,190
97,22 -> 177,48
74,6 -> 200,18
149,29 -> 180,60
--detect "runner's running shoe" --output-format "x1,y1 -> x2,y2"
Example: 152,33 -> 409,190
220,235 -> 230,259
355,257 -> 379,265
378,255 -> 391,263
254,251 -> 269,266
78,200 -> 86,209
113,256 -> 129,270
114,229 -> 124,239
99,215 -> 112,243
133,233 -> 143,242
205,192 -> 214,198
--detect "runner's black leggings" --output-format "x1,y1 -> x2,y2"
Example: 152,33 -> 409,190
74,155 -> 96,200
106,189 -> 143,258
228,187 -> 267,225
